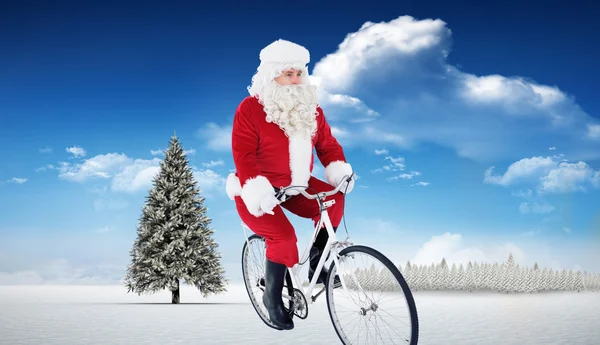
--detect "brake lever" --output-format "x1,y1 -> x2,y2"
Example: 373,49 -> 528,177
345,173 -> 355,183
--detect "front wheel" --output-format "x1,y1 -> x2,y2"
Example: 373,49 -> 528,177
325,245 -> 419,344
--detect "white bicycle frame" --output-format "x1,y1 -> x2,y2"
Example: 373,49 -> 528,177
242,173 -> 356,304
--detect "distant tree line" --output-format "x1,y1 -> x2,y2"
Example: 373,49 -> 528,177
332,253 -> 600,293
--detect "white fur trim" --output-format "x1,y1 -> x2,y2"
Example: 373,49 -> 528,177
225,173 -> 241,200
259,39 -> 310,64
240,175 -> 274,217
324,160 -> 353,187
287,131 -> 313,196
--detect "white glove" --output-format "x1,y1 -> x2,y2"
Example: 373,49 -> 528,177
339,175 -> 355,194
325,161 -> 355,194
259,193 -> 280,215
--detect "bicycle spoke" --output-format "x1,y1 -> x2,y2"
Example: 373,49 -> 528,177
325,245 -> 419,345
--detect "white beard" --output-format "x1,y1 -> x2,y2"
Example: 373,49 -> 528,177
259,83 -> 319,139
256,82 -> 319,195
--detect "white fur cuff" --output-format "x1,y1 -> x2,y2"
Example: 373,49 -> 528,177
225,173 -> 242,200
240,175 -> 274,217
324,160 -> 353,187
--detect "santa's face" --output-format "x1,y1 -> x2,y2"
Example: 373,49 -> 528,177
274,68 -> 302,85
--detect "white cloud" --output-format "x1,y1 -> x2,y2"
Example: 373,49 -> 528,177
58,153 -> 136,183
202,160 -> 224,168
110,158 -> 161,193
308,15 -> 600,162
192,168 -> 226,193
0,258 -> 124,285
66,146 -> 86,158
484,154 -> 600,194
389,171 -> 421,180
309,78 -> 380,122
313,16 -> 449,93
372,155 -> 406,173
411,232 -> 524,268
360,126 -> 411,148
412,232 -> 600,272
6,177 -> 27,184
35,164 -> 55,172
483,156 -> 557,186
57,151 -> 229,196
460,74 -> 568,120
371,152 -> 429,185
330,126 -> 351,140
519,201 -> 555,214
539,161 -> 599,193
196,122 -> 232,151
587,124 -> 600,139
511,189 -> 533,198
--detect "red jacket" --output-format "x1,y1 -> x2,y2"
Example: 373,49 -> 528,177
226,95 -> 352,217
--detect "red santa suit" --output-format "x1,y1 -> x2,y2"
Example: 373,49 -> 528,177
226,95 -> 354,268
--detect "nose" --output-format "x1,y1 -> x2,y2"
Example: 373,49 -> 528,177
292,75 -> 301,84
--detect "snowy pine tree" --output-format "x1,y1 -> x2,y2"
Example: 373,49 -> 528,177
573,271 -> 585,292
439,258 -> 449,290
449,263 -> 458,290
124,134 -> 227,303
457,263 -> 466,290
502,254 -> 517,293
464,262 -> 476,292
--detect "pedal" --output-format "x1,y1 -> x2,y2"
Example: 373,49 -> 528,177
310,280 -> 342,302
311,286 -> 326,302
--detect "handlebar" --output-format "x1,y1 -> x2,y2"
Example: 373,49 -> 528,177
274,172 -> 356,201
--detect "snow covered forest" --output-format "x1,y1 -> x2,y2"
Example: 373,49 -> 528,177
337,254 -> 600,293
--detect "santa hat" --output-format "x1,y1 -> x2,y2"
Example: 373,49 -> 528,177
259,39 -> 310,66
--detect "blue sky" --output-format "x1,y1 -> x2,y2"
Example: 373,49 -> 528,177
1,1 -> 599,285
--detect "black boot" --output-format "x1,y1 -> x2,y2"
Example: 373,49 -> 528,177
308,227 -> 341,285
308,245 -> 329,284
263,259 -> 294,330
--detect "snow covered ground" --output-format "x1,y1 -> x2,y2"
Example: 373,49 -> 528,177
0,283 -> 598,344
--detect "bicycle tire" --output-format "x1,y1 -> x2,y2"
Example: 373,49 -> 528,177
325,245 -> 419,344
241,234 -> 295,330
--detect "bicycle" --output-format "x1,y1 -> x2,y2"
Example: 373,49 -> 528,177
240,172 -> 419,344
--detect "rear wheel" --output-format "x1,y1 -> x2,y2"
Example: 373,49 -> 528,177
241,234 -> 295,330
325,245 -> 419,344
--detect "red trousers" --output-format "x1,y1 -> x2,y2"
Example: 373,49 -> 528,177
235,176 -> 345,268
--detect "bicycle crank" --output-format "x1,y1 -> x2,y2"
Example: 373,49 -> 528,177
291,288 -> 308,319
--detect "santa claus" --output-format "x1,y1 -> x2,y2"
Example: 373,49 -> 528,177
225,39 -> 354,330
